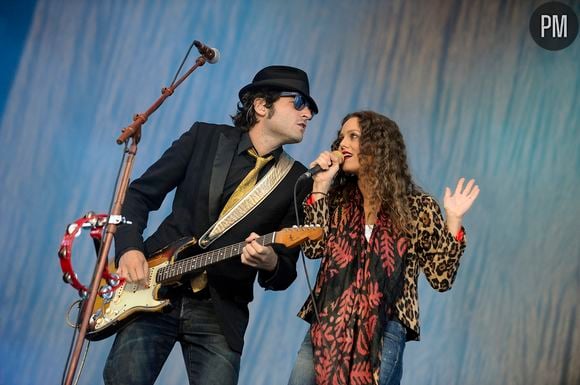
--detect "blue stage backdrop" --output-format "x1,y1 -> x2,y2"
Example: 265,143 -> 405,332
0,1 -> 578,384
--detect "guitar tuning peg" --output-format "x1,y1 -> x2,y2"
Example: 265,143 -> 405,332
292,225 -> 298,228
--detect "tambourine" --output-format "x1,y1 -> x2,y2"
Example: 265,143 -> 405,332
58,212 -> 125,299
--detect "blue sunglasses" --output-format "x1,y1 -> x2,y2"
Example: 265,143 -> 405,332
280,92 -> 314,113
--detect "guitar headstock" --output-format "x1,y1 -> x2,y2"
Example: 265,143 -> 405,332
274,226 -> 323,248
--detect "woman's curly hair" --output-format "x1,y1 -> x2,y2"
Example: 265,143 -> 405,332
330,110 -> 419,232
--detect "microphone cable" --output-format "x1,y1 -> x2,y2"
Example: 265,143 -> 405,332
169,40 -> 197,87
293,178 -> 321,324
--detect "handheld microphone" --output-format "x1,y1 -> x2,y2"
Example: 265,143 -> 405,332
301,151 -> 345,179
193,40 -> 220,64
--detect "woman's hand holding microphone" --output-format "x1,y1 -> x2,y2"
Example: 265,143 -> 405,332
308,150 -> 344,201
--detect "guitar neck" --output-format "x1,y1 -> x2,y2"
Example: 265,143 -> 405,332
156,232 -> 276,283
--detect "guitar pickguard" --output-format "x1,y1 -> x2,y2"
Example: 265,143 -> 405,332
87,260 -> 170,340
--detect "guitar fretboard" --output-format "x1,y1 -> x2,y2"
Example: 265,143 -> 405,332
155,232 -> 276,283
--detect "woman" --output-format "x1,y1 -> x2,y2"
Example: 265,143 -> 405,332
288,111 -> 479,385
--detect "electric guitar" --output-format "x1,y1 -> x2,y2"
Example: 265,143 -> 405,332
86,226 -> 323,341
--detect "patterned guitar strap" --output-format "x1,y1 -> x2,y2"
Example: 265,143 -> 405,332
190,151 -> 295,292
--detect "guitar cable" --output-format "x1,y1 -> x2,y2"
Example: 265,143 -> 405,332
61,301 -> 91,385
293,178 -> 321,324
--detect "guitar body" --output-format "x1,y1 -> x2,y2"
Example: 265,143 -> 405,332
86,237 -> 197,341
85,226 -> 322,341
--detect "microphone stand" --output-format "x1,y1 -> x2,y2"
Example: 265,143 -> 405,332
63,52 -> 212,385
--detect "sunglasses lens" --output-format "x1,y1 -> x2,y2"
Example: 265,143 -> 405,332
281,92 -> 310,111
293,95 -> 307,110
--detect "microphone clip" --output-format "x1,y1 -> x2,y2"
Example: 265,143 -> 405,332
193,40 -> 220,64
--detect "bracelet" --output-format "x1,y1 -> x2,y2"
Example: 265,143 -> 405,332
305,192 -> 328,206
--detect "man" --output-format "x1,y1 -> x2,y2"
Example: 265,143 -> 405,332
103,65 -> 317,385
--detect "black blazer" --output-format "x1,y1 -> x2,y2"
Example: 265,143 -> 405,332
114,122 -> 311,352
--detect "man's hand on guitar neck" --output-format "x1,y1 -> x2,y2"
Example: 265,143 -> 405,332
241,232 -> 278,272
117,250 -> 150,287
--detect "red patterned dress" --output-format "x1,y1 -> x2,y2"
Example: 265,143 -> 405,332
298,189 -> 407,385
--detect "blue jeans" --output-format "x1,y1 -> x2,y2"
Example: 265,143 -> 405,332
288,320 -> 406,385
379,320 -> 406,385
287,332 -> 315,385
103,296 -> 240,385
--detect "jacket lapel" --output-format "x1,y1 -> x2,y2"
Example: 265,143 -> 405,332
208,130 -> 240,223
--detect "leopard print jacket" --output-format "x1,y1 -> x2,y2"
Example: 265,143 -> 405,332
300,191 -> 466,341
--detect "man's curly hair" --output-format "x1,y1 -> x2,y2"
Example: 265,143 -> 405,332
231,89 -> 282,132
330,110 -> 420,232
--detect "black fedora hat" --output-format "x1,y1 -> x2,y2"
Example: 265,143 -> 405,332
238,65 -> 318,114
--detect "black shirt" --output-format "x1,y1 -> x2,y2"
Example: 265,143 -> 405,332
220,132 -> 283,211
